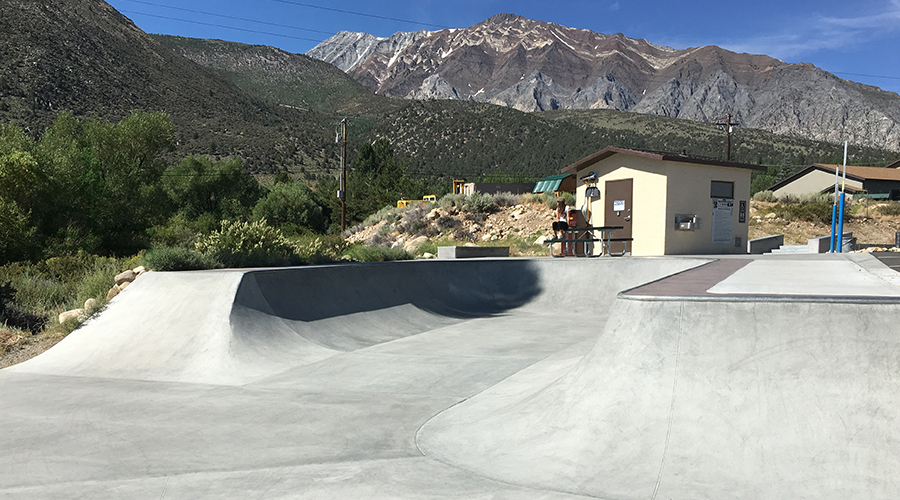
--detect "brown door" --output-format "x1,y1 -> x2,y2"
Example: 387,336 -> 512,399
605,179 -> 633,254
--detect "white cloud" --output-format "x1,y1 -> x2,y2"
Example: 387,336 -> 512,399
610,1 -> 620,11
723,0 -> 900,59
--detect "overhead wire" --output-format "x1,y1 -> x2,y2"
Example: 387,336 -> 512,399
118,10 -> 324,43
119,0 -> 335,36
264,0 -> 453,30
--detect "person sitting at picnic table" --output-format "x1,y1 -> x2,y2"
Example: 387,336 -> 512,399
552,198 -> 570,240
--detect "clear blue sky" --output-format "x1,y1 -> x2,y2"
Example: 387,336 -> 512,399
106,0 -> 900,95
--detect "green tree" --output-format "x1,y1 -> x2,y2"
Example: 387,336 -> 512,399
252,181 -> 327,234
30,111 -> 176,255
163,155 -> 262,221
346,138 -> 424,224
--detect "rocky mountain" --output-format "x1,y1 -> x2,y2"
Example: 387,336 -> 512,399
309,13 -> 900,152
0,0 -> 333,174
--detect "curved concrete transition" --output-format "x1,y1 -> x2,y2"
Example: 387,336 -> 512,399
2,255 -> 900,499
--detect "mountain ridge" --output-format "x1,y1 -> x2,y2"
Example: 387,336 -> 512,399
308,13 -> 900,152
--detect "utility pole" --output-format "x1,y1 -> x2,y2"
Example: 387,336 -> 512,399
714,114 -> 739,161
337,118 -> 348,232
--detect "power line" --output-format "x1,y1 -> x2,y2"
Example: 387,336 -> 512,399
265,0 -> 453,30
119,10 -> 324,43
833,71 -> 900,81
120,0 -> 335,36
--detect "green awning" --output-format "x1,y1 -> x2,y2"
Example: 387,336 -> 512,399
533,174 -> 571,193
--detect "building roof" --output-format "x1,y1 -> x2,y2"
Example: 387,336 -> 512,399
767,164 -> 900,192
561,146 -> 766,174
886,159 -> 900,169
533,173 -> 573,193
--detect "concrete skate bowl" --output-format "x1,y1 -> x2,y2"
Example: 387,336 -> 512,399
8,258 -> 703,386
418,294 -> 900,499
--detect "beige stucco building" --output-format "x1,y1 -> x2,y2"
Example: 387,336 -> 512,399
562,146 -> 764,256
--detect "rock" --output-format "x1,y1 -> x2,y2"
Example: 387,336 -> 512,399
106,286 -> 120,301
422,252 -> 435,259
404,235 -> 429,252
534,235 -> 549,245
58,308 -> 85,324
133,266 -> 147,276
119,281 -> 131,291
481,234 -> 493,242
114,270 -> 136,285
84,298 -> 98,311
764,212 -> 778,220
426,209 -> 441,220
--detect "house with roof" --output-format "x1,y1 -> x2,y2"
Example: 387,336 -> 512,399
563,146 -> 765,256
768,164 -> 900,199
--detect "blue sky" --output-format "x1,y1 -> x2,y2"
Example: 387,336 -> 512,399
106,0 -> 900,94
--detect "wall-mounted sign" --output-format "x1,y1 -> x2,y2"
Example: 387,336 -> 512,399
739,200 -> 747,223
613,200 -> 626,211
711,198 -> 733,244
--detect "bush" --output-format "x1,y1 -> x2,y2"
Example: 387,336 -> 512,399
773,201 -> 841,223
438,193 -> 466,210
0,253 -> 119,315
362,205 -> 406,227
752,190 -> 777,202
293,234 -> 347,265
542,191 -> 575,209
144,246 -> 217,271
148,213 -> 217,248
342,244 -> 412,262
492,191 -> 522,207
194,219 -> 301,268
878,202 -> 900,216
395,206 -> 431,235
462,193 -> 494,213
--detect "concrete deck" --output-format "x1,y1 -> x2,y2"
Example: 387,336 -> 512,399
2,254 -> 899,499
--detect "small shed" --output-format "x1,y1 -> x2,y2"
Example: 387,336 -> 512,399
562,146 -> 764,256
768,164 -> 900,198
533,174 -> 575,194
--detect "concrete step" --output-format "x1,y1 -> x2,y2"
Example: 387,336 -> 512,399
768,245 -> 807,255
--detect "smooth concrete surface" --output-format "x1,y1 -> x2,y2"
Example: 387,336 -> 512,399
2,255 -> 900,499
707,258 -> 900,296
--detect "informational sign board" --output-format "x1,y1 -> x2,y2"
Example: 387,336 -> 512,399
739,200 -> 747,223
613,200 -> 626,212
711,198 -> 734,244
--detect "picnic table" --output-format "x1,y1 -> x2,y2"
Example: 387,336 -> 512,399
546,226 -> 629,257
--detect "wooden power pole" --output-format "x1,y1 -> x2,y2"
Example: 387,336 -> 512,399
714,114 -> 739,161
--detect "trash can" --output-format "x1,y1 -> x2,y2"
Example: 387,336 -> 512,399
895,232 -> 900,248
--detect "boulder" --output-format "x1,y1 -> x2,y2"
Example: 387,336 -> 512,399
114,270 -> 136,285
133,266 -> 147,277
421,252 -> 436,259
426,209 -> 441,221
119,281 -> 131,291
106,286 -> 120,301
404,235 -> 429,252
84,298 -> 98,311
58,308 -> 84,324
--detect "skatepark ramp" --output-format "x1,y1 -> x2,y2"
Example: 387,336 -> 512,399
418,286 -> 900,499
7,258 -> 702,385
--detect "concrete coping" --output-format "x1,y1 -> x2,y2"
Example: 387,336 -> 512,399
437,246 -> 510,259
